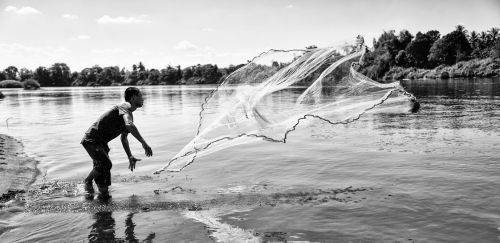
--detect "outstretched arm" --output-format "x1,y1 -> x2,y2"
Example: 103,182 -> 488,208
122,112 -> 153,157
122,113 -> 152,171
121,132 -> 132,158
121,132 -> 140,171
125,123 -> 153,157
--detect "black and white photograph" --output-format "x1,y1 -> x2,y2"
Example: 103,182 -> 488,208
0,0 -> 499,242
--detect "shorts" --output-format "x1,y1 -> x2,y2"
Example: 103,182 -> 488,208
82,141 -> 112,187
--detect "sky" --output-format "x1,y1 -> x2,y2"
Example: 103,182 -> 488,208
0,0 -> 499,71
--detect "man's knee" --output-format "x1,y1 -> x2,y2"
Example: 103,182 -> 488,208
93,157 -> 112,171
97,162 -> 112,171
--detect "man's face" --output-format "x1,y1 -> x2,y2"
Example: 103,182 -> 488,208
131,93 -> 144,107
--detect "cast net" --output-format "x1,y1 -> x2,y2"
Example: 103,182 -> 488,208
155,42 -> 417,173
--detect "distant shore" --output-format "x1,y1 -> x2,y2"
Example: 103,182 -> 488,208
0,134 -> 39,205
1,58 -> 498,90
383,57 -> 500,81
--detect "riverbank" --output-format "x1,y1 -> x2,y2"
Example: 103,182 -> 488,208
0,134 -> 39,206
383,57 -> 500,81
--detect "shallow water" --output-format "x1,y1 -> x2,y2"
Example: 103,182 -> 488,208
0,78 -> 499,242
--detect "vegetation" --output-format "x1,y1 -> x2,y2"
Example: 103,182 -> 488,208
0,25 -> 498,87
359,25 -> 499,81
0,80 -> 23,88
22,79 -> 41,90
0,62 -> 243,87
384,58 -> 499,80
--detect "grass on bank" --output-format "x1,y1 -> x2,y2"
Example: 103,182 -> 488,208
0,79 -> 41,90
384,58 -> 500,80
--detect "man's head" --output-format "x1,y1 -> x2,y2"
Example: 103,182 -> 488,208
124,87 -> 143,108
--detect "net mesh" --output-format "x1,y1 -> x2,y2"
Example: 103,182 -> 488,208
155,44 -> 417,173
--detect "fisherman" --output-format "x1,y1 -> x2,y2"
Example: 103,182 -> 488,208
410,98 -> 420,113
81,87 -> 153,200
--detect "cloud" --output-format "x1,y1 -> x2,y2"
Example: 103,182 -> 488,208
77,35 -> 90,40
62,14 -> 78,20
202,27 -> 215,32
0,43 -> 70,69
173,40 -> 199,51
133,49 -> 150,56
187,46 -> 215,56
0,43 -> 69,56
70,35 -> 91,40
285,4 -> 294,9
4,6 -> 41,15
181,47 -> 253,66
172,42 -> 247,64
90,48 -> 125,54
97,14 -> 152,24
216,52 -> 251,58
173,41 -> 220,62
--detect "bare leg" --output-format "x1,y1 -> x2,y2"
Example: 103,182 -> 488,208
97,185 -> 111,201
86,170 -> 94,182
84,170 -> 95,194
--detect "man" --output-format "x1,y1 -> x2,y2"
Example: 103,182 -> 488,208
81,87 -> 153,200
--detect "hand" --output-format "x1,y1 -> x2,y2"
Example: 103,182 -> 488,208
143,143 -> 153,157
128,156 -> 141,171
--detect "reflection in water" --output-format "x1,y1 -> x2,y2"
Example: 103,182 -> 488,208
401,77 -> 500,98
89,212 -> 155,242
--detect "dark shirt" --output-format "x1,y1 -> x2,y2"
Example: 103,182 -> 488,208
82,102 -> 133,145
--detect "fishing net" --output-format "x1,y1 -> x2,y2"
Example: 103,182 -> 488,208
155,43 -> 418,173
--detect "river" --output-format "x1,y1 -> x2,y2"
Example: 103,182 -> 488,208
0,78 -> 499,242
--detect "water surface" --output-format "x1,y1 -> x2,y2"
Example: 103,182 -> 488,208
0,78 -> 499,242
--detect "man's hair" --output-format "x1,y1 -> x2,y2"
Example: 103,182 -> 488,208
125,87 -> 141,102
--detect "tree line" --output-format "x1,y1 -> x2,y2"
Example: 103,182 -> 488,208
360,25 -> 499,80
0,62 -> 245,87
0,25 -> 498,87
